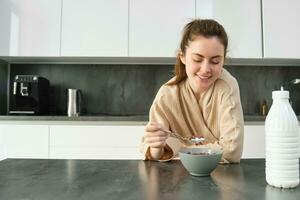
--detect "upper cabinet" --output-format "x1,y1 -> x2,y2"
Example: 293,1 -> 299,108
2,0 -> 299,59
262,0 -> 300,58
0,0 -> 61,56
129,0 -> 195,57
196,0 -> 262,58
61,0 -> 128,57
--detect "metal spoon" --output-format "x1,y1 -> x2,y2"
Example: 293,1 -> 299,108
161,129 -> 205,145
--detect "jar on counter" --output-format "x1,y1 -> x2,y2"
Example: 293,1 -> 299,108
260,100 -> 268,116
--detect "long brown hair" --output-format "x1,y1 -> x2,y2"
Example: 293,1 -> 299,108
167,19 -> 228,85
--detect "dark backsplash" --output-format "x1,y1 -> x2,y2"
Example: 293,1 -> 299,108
4,63 -> 300,116
9,64 -> 173,116
226,65 -> 300,115
0,60 -> 8,115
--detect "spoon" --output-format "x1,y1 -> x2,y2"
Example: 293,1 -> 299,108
161,129 -> 205,145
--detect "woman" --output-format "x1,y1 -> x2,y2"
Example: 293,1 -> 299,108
140,19 -> 244,163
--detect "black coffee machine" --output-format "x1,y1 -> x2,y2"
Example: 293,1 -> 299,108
9,75 -> 50,115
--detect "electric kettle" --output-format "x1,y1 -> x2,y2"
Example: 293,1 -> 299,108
67,89 -> 82,117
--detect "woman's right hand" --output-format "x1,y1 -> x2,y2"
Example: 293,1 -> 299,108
144,123 -> 169,159
144,123 -> 169,148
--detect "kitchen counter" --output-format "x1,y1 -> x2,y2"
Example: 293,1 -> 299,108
0,159 -> 299,200
0,115 -> 149,125
0,115 -> 268,126
0,115 -> 149,121
2,115 -> 300,125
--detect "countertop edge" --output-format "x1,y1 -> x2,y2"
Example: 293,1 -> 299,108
0,116 -> 266,125
0,120 -> 148,126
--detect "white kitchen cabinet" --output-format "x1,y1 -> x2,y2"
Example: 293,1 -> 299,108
0,0 -> 61,56
61,0 -> 128,56
243,125 -> 265,158
262,0 -> 300,58
0,131 -> 5,161
49,125 -> 144,159
196,0 -> 262,58
243,125 -> 300,158
0,124 -> 49,159
0,122 -> 298,160
129,0 -> 195,57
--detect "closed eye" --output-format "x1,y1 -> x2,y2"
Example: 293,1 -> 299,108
193,59 -> 203,63
211,60 -> 220,64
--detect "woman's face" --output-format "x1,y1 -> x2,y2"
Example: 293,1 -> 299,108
180,35 -> 225,95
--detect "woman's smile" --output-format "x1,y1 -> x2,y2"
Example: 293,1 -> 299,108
196,74 -> 212,80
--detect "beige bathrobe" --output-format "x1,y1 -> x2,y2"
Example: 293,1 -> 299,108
140,68 -> 244,163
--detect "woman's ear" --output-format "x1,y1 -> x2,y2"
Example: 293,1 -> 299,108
179,51 -> 186,65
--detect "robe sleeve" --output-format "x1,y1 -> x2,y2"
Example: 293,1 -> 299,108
203,82 -> 244,164
139,97 -> 183,162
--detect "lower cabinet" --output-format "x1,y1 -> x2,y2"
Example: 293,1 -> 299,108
48,124 -> 270,159
0,124 -> 49,159
1,123 -> 297,160
243,125 -> 265,158
49,125 -> 144,159
0,124 -> 145,160
0,130 -> 5,161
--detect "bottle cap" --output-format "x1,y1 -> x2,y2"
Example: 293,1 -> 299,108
272,86 -> 289,99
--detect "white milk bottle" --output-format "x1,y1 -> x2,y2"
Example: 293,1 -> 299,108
265,87 -> 299,188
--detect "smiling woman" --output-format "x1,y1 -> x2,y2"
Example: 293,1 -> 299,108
140,19 -> 244,163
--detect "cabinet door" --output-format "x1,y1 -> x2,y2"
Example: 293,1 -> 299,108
0,0 -> 61,56
263,0 -> 300,58
243,125 -> 265,158
0,124 -> 49,159
243,124 -> 300,158
196,0 -> 262,58
61,0 -> 128,56
49,125 -> 144,159
0,131 -> 5,161
129,0 -> 195,57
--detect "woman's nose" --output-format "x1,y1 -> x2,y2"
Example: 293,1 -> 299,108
200,60 -> 211,73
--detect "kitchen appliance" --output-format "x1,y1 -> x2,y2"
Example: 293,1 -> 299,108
9,75 -> 50,115
67,89 -> 82,117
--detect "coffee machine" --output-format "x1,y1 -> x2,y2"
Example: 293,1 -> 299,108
9,75 -> 50,115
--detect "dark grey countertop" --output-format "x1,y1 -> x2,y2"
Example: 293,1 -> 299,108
0,115 -> 265,121
0,115 -> 149,121
0,159 -> 299,200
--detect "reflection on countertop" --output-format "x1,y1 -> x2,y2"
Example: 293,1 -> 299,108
0,159 -> 298,200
